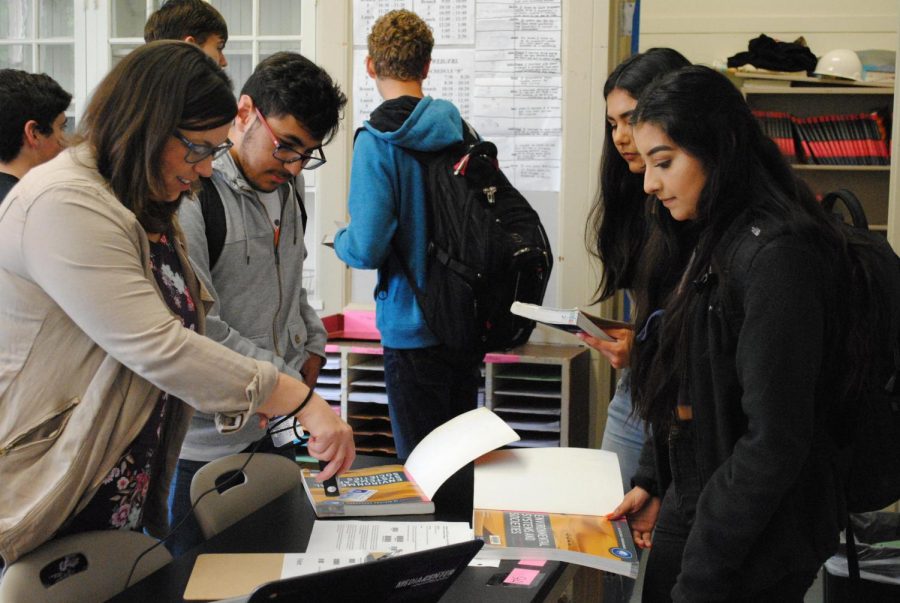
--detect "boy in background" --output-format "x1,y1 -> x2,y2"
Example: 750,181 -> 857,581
0,69 -> 71,203
333,10 -> 481,459
144,0 -> 228,67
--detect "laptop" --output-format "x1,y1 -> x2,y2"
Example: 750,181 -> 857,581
237,540 -> 483,603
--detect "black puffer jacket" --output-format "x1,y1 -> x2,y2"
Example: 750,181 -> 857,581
635,210 -> 844,602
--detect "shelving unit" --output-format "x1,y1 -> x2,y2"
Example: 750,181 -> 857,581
485,344 -> 590,448
741,75 -> 894,232
318,341 -> 590,456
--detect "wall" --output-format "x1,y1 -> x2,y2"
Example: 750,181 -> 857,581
640,0 -> 898,66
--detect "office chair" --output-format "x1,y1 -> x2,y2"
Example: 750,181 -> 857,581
0,530 -> 171,603
190,452 -> 303,539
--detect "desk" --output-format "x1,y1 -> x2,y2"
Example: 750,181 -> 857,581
111,456 -> 580,602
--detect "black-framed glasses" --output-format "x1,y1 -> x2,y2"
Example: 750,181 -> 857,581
254,107 -> 326,170
174,132 -> 233,164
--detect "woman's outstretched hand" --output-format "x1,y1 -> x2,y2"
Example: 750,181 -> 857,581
607,486 -> 660,549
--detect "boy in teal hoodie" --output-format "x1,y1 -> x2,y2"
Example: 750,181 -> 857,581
334,9 -> 481,459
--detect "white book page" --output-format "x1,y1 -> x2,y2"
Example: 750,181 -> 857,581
474,447 -> 624,516
404,407 -> 520,499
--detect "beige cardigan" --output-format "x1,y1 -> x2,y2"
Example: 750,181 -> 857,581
0,146 -> 279,564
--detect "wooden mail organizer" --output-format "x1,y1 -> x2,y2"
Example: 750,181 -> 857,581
318,335 -> 590,456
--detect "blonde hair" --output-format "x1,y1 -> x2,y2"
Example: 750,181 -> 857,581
367,10 -> 433,81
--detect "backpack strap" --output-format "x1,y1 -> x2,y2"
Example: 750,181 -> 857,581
198,176 -> 226,270
822,189 -> 869,230
292,182 -> 308,234
198,176 -> 307,271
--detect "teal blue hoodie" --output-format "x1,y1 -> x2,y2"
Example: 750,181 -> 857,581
334,96 -> 463,348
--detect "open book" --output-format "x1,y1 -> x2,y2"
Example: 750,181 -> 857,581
301,407 -> 520,517
472,447 -> 639,577
510,301 -> 632,342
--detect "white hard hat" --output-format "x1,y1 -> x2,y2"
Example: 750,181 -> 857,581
814,49 -> 863,81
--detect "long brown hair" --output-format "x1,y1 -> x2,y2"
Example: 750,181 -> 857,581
77,40 -> 236,233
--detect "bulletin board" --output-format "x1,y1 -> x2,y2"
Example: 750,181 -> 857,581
350,0 -> 563,306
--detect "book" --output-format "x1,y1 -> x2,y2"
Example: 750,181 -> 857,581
472,447 -> 639,577
473,510 -> 637,577
301,407 -> 520,517
510,301 -> 632,341
301,464 -> 433,517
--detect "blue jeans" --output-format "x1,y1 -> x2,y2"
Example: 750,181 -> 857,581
383,345 -> 482,460
165,438 -> 293,557
601,369 -> 646,494
600,369 -> 646,602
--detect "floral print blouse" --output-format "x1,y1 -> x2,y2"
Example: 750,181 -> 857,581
57,233 -> 198,537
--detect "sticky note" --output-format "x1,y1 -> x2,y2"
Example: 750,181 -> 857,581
503,568 -> 539,586
518,559 -> 547,567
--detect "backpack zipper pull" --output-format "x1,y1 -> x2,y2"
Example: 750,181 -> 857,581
453,153 -> 471,175
484,186 -> 497,204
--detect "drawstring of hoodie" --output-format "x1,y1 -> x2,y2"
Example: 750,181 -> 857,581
238,192 -> 251,264
289,181 -> 298,246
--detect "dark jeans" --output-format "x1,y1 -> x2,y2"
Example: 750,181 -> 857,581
642,422 -> 817,602
383,344 -> 482,460
165,437 -> 293,557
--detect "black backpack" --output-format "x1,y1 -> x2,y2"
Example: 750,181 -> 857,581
197,176 -> 307,269
821,189 -> 900,587
722,190 -> 900,513
819,190 -> 900,515
359,122 -> 553,353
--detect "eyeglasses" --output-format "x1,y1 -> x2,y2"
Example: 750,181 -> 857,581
254,107 -> 326,170
174,132 -> 233,164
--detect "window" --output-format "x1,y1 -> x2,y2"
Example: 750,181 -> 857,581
0,0 -> 81,132
1,0 -> 325,307
209,0 -> 315,93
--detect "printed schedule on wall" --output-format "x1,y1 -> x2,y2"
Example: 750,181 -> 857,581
352,0 -> 562,192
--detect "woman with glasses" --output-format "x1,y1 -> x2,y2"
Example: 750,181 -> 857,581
0,41 -> 354,565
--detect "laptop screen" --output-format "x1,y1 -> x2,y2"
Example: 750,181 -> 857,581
247,540 -> 484,602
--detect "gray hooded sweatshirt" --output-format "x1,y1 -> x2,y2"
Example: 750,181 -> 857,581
176,151 -> 327,461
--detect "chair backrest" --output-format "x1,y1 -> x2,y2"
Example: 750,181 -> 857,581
190,452 -> 303,539
0,530 -> 171,603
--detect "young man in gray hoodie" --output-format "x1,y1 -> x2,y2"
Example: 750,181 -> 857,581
169,52 -> 347,555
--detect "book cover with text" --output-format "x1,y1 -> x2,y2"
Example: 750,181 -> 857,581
302,465 -> 434,517
472,509 -> 638,577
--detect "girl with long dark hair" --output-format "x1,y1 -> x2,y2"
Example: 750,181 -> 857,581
583,48 -> 690,602
611,65 -> 885,601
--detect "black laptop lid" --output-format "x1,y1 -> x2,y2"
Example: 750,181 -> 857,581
247,540 -> 483,602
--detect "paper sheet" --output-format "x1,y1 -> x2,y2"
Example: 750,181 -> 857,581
307,520 -> 474,555
352,0 -> 562,192
280,550 -> 371,578
474,447 -> 625,516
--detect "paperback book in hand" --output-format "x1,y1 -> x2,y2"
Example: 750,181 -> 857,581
509,301 -> 632,341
